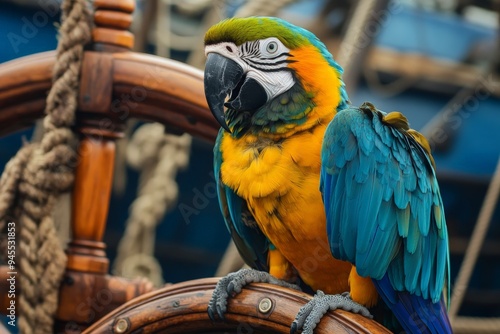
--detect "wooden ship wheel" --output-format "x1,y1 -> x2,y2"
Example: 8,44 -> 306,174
0,0 -> 391,333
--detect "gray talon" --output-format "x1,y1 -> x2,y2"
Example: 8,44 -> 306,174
208,268 -> 301,321
227,281 -> 236,294
217,305 -> 225,320
208,307 -> 215,322
292,291 -> 372,334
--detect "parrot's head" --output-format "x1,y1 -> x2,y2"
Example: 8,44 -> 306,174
204,16 -> 348,137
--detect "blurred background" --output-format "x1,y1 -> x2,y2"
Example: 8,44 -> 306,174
1,0 -> 499,331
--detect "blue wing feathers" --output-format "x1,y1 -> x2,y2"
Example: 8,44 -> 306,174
356,207 -> 401,278
321,103 -> 451,333
355,172 -> 384,255
344,128 -> 358,161
225,186 -> 241,232
397,206 -> 410,237
404,238 -> 423,291
407,210 -> 420,253
376,200 -> 393,232
388,253 -> 405,292
340,170 -> 357,260
420,234 -> 433,292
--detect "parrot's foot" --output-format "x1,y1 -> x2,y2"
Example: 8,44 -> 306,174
208,268 -> 300,321
290,291 -> 372,334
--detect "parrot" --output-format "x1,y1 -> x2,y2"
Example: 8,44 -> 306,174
203,16 -> 452,334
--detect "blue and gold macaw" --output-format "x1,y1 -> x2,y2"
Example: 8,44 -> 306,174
203,16 -> 452,334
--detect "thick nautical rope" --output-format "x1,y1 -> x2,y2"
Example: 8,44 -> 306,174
0,0 -> 91,333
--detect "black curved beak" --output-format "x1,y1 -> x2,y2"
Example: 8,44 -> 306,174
204,53 -> 268,132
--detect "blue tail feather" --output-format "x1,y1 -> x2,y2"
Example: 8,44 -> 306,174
373,274 -> 452,334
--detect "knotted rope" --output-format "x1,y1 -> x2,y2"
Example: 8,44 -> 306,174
113,124 -> 191,287
0,0 -> 91,332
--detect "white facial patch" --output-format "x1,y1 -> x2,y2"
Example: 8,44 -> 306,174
247,70 -> 294,100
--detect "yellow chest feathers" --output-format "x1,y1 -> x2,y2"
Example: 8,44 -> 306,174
219,125 -> 329,248
220,125 -> 326,204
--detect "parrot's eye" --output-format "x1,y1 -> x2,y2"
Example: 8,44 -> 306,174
266,41 -> 278,54
258,37 -> 288,58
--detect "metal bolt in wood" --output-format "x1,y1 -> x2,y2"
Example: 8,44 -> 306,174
113,318 -> 130,333
258,297 -> 273,314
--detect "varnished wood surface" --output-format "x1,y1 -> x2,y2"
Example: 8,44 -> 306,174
92,0 -> 135,49
0,51 -> 219,140
67,136 -> 116,274
94,10 -> 133,30
92,28 -> 134,49
0,52 -> 54,136
79,52 -> 114,114
71,138 -> 116,237
93,0 -> 135,13
55,271 -> 154,330
84,278 -> 391,334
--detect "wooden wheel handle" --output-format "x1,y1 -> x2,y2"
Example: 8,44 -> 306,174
84,278 -> 391,334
